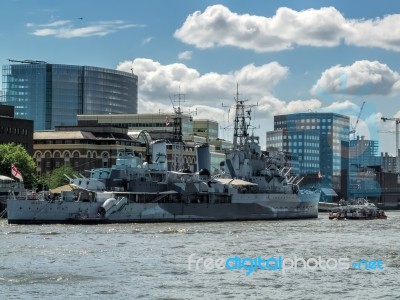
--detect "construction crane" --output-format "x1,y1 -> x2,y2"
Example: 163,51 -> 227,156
381,116 -> 400,173
349,101 -> 365,139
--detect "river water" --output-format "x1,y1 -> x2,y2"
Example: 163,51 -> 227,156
1,212 -> 399,300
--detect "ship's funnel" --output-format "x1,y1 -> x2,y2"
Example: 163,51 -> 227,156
151,140 -> 167,171
196,144 -> 211,173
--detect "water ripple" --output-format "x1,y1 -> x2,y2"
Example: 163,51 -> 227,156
1,213 -> 400,298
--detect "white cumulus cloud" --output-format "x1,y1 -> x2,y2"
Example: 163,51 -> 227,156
311,60 -> 400,96
117,58 -> 289,109
117,58 -> 296,145
174,5 -> 400,52
347,14 -> 400,52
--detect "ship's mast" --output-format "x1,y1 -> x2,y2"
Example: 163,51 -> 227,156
168,87 -> 196,171
232,84 -> 255,150
169,89 -> 184,171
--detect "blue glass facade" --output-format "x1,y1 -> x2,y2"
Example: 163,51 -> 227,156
269,113 -> 350,191
2,64 -> 47,129
2,63 -> 137,130
267,129 -> 319,175
50,65 -> 83,130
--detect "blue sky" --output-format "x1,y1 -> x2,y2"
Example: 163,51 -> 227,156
2,0 -> 400,153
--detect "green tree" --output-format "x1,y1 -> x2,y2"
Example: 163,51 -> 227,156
0,143 -> 36,188
44,164 -> 77,189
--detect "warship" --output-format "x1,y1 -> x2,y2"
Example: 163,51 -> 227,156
6,88 -> 319,224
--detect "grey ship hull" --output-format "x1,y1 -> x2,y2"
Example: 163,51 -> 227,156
7,193 -> 318,224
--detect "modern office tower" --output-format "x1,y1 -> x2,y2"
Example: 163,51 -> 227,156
267,113 -> 350,192
2,62 -> 138,130
266,128 -> 319,175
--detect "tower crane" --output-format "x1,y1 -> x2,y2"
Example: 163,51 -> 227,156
381,116 -> 400,173
349,101 -> 365,139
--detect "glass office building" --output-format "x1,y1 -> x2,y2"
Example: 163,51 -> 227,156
268,113 -> 350,191
266,129 -> 319,175
2,63 -> 138,130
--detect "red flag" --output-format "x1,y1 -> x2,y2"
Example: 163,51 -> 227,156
11,164 -> 23,182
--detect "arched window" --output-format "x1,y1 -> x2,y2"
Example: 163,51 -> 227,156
73,152 -> 79,158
